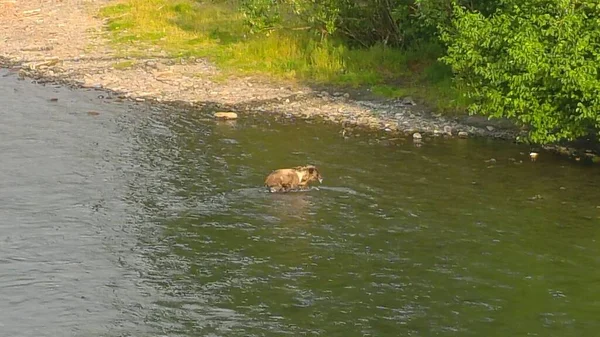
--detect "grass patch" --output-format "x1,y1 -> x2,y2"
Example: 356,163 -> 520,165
98,0 -> 469,114
113,60 -> 136,69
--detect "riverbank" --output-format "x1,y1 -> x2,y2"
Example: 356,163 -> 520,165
2,0 -> 599,162
0,0 -> 522,135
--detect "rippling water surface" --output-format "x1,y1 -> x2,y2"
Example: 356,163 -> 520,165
1,68 -> 599,337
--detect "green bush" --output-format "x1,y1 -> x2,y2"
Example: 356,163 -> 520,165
239,0 -> 501,47
440,0 -> 600,143
239,0 -> 437,48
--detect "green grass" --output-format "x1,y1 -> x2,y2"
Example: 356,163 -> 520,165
113,60 -> 136,69
98,0 -> 469,113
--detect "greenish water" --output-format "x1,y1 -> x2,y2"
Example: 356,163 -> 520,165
1,69 -> 599,336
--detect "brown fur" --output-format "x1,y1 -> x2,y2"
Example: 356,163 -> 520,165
264,165 -> 323,192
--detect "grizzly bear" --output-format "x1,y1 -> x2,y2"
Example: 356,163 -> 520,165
264,165 -> 323,193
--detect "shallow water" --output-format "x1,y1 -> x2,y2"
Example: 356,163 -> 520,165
1,68 -> 599,337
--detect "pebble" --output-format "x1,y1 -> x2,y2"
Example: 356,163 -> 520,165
413,132 -> 422,140
401,97 -> 416,106
458,131 -> 468,138
214,111 -> 238,120
529,152 -> 539,161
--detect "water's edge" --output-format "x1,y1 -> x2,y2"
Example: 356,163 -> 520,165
2,59 -> 598,164
0,56 -> 520,141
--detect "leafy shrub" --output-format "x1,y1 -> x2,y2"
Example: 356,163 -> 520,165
239,0 -> 441,48
440,0 -> 600,143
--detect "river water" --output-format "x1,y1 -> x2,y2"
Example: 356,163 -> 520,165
1,68 -> 599,337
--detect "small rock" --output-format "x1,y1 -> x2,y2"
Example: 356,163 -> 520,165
135,97 -> 145,102
486,125 -> 495,131
49,98 -> 58,102
401,97 -> 416,106
443,125 -> 452,135
214,111 -> 238,120
485,158 -> 496,163
529,152 -> 539,162
458,131 -> 468,138
343,93 -> 350,99
413,132 -> 422,140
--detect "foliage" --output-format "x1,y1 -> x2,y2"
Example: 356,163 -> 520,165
239,0 -> 425,48
440,0 -> 600,143
239,0 -> 281,34
238,0 -> 501,48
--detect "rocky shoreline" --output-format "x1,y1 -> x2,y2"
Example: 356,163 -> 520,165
1,0 -> 598,162
0,53 -> 522,140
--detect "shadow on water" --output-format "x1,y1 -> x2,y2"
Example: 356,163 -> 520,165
1,68 -> 600,337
